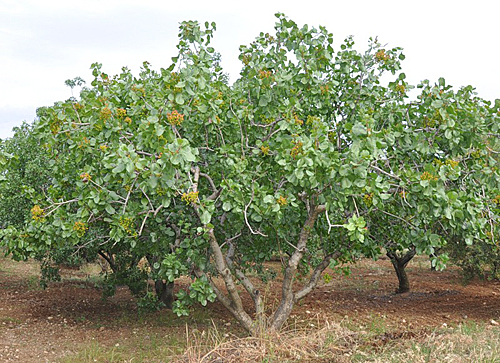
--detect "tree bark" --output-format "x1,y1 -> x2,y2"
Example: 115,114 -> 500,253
269,204 -> 326,331
190,166 -> 255,334
387,247 -> 416,294
146,255 -> 174,309
154,279 -> 174,309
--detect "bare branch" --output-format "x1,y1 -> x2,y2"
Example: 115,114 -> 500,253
243,192 -> 267,237
122,178 -> 137,214
295,252 -> 340,301
379,209 -> 416,228
229,100 -> 245,158
138,210 -> 150,236
325,211 -> 344,234
199,172 -> 221,200
44,199 -> 79,217
370,164 -> 401,180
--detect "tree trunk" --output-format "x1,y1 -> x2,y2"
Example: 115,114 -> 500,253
146,255 -> 174,309
154,279 -> 174,309
269,205 -> 327,331
387,247 -> 416,294
430,253 -> 436,271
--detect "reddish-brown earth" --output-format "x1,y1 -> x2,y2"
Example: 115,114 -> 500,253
1,255 -> 499,362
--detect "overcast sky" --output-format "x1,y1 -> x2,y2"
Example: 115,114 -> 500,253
1,0 -> 498,139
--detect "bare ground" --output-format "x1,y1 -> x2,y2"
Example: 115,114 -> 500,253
0,255 -> 499,362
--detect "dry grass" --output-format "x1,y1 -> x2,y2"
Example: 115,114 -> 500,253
176,319 -> 500,363
363,322 -> 500,363
179,318 -> 356,363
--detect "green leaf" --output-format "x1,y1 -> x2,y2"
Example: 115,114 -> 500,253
156,125 -> 165,137
148,176 -> 158,189
263,195 -> 274,204
259,95 -> 269,107
175,93 -> 185,105
112,162 -> 125,174
351,123 -> 367,136
341,178 -> 352,189
222,201 -> 232,211
296,169 -> 304,180
200,210 -> 211,225
105,205 -> 115,214
180,147 -> 196,162
431,100 -> 443,108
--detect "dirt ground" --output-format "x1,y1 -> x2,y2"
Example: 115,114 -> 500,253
1,255 -> 499,362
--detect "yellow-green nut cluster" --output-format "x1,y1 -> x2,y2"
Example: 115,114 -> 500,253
50,120 -> 62,134
79,172 -> 91,183
306,115 -> 320,126
323,273 -> 332,284
445,159 -> 460,168
328,131 -> 336,143
363,193 -> 373,207
290,140 -> 303,158
116,108 -> 127,118
470,149 -> 482,158
99,107 -> 112,120
293,113 -> 303,126
492,195 -> 500,206
131,85 -> 146,96
395,84 -> 406,94
31,205 -> 44,221
119,216 -> 135,235
420,171 -> 438,181
375,49 -> 390,62
73,221 -> 88,237
167,110 -> 184,126
156,187 -> 167,196
181,191 -> 199,205
423,117 -> 437,128
241,55 -> 250,65
258,70 -> 272,79
276,195 -> 288,206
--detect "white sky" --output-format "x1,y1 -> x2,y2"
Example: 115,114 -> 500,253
1,0 -> 499,139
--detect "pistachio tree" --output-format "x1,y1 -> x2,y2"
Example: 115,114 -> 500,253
365,82 -> 500,292
3,14 -> 498,335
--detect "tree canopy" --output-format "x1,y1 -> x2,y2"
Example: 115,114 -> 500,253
1,14 -> 499,335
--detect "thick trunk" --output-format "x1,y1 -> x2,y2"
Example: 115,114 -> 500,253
190,167 -> 255,334
387,248 -> 416,294
269,205 -> 326,331
392,259 -> 410,293
154,279 -> 174,309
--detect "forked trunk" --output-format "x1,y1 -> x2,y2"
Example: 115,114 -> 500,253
191,168 -> 333,335
387,248 -> 416,294
269,205 -> 328,331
